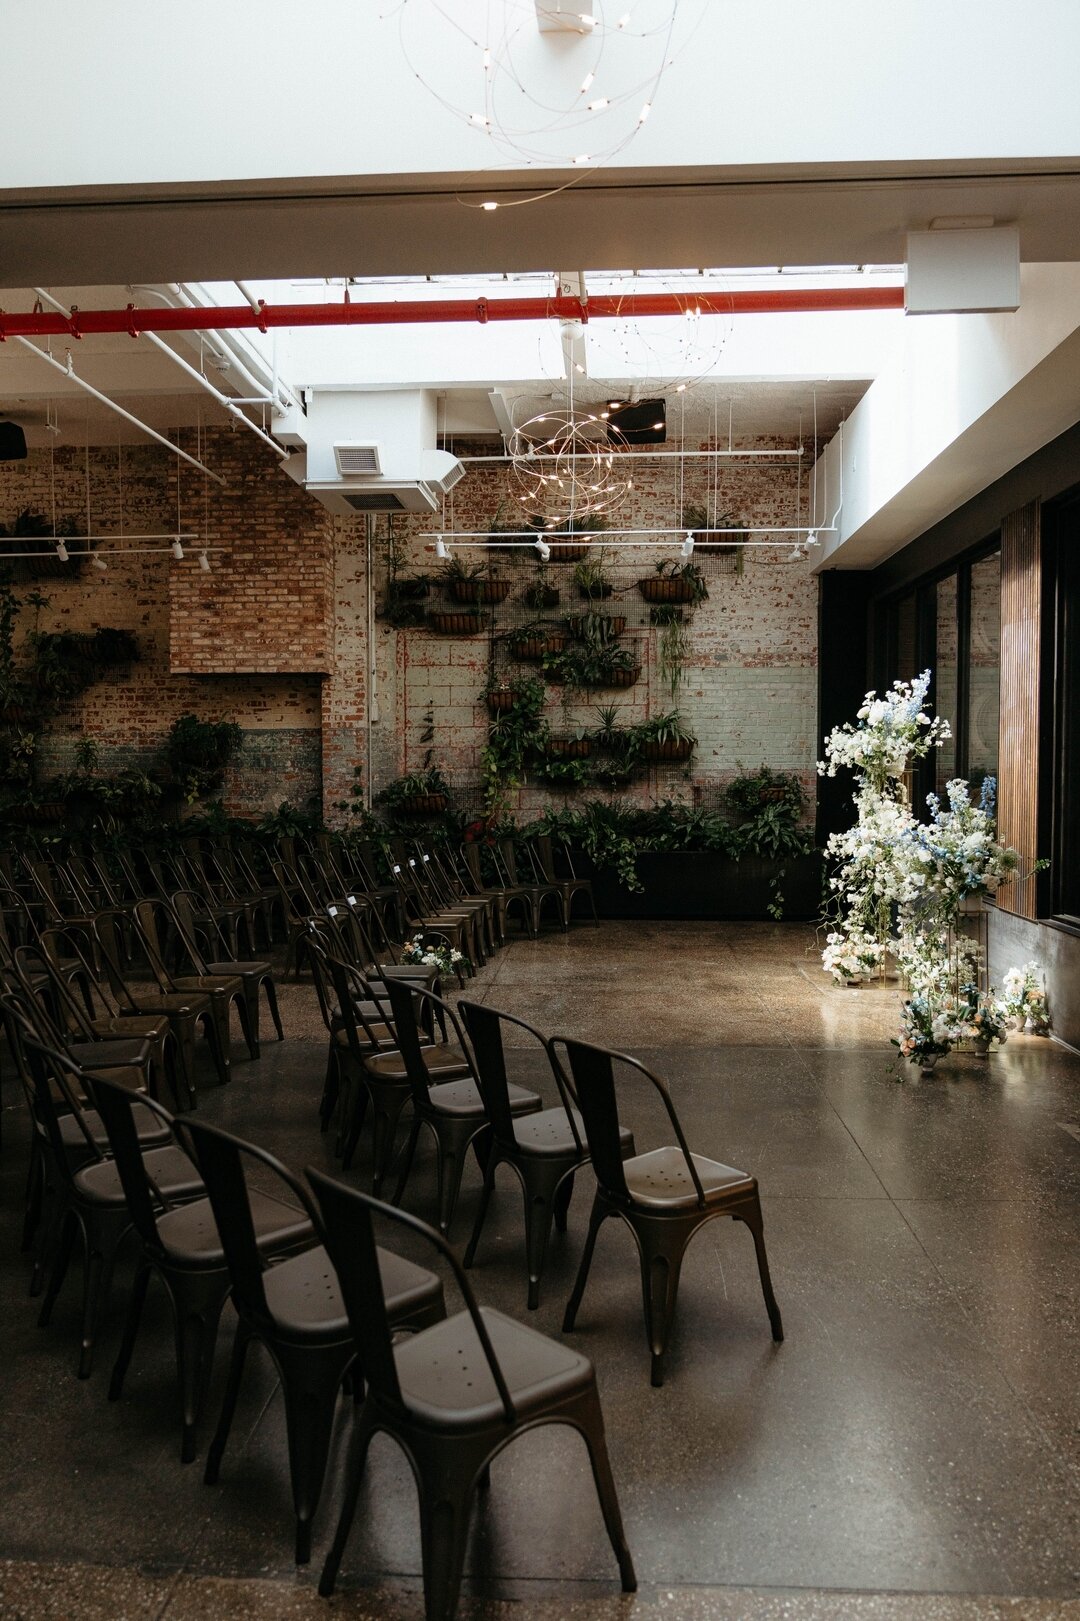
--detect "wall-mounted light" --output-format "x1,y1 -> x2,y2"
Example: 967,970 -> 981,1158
171,539 -> 184,560
198,550 -> 211,572
435,536 -> 449,560
91,553 -> 108,573
55,539 -> 69,563
805,529 -> 819,547
535,537 -> 551,561
680,532 -> 695,558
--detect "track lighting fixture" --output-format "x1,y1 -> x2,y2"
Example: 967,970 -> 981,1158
680,532 -> 695,558
805,530 -> 819,547
171,539 -> 184,560
535,537 -> 551,562
91,553 -> 108,573
55,539 -> 69,563
435,536 -> 449,560
198,550 -> 211,572
787,545 -> 803,562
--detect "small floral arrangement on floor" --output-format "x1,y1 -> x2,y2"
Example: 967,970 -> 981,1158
954,981 -> 1009,1046
400,935 -> 470,979
895,994 -> 958,1069
822,928 -> 886,984
998,962 -> 1051,1034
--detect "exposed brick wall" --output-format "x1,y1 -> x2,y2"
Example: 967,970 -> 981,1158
0,428 -> 822,825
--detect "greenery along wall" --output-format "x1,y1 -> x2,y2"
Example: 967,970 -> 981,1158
367,439 -> 820,824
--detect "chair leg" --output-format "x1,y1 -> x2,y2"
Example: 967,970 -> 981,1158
21,1139 -> 43,1252
553,1169 -> 575,1234
172,1016 -> 199,1110
203,1319 -> 252,1484
434,1120 -> 478,1237
277,1343 -> 352,1565
574,1390 -> 637,1592
200,1006 -> 231,1087
391,1117 -> 424,1206
234,988 -> 260,1061
417,1473 -> 476,1621
522,1160 -> 573,1311
76,1212 -> 126,1379
462,1149 -> 498,1270
109,1260 -> 152,1400
737,1198 -> 784,1342
318,1405 -> 380,1597
37,1205 -> 77,1326
168,1276 -> 228,1463
369,1087 -> 411,1194
263,975 -> 285,1041
638,1220 -> 690,1388
563,1194 -> 606,1332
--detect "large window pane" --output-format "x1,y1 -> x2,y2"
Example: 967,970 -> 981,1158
935,573 -> 958,791
968,552 -> 1000,788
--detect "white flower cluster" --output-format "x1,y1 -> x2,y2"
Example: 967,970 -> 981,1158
818,671 -> 951,790
998,962 -> 1051,1034
400,935 -> 469,978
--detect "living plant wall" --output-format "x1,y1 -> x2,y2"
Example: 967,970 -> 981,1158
363,437 -> 820,826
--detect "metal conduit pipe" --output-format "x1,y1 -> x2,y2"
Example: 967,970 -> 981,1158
34,287 -> 287,461
0,285 -> 904,341
173,284 -> 297,410
13,338 -> 227,485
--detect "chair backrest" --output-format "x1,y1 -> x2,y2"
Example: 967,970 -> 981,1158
322,949 -> 393,1058
382,980 -> 472,1112
550,1036 -> 707,1209
176,1115 -> 313,1334
306,1168 -> 515,1422
168,889 -> 221,972
17,938 -> 100,1040
82,1072 -> 182,1252
459,999 -> 582,1153
131,898 -> 177,990
2,997 -> 103,1175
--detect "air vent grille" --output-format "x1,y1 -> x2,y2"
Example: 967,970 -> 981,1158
334,442 -> 381,475
341,490 -> 406,512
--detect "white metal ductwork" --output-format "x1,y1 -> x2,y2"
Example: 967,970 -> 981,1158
280,390 -> 465,516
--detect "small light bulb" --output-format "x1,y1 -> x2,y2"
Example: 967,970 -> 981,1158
676,383 -> 687,393
481,201 -> 498,212
587,98 -> 610,111
638,101 -> 652,122
579,13 -> 596,27
55,539 -> 69,563
199,550 -> 211,572
572,154 -> 591,165
580,71 -> 595,92
482,46 -> 491,69
91,553 -> 108,573
617,11 -> 630,27
469,113 -> 490,127
171,539 -> 184,561
652,421 -> 663,430
574,362 -> 586,374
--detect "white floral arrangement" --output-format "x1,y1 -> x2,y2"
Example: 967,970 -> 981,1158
400,935 -> 470,979
819,671 -> 951,790
998,962 -> 1051,1035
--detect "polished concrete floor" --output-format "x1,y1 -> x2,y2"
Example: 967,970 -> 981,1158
2,921 -> 1080,1621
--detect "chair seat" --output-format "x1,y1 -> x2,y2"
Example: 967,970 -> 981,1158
74,1144 -> 204,1208
623,1147 -> 754,1211
426,1078 -> 540,1120
394,1305 -> 593,1428
91,1014 -> 169,1042
123,992 -> 211,1016
68,1036 -> 151,1069
173,974 -> 244,997
155,1187 -> 313,1268
60,1104 -> 172,1156
262,1242 -> 443,1340
333,1022 -> 394,1049
204,959 -> 272,979
366,1046 -> 471,1084
511,1107 -> 633,1160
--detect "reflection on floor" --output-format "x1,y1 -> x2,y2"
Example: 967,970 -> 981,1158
2,922 -> 1079,1621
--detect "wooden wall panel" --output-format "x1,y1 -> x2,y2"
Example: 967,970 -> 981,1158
997,501 -> 1041,918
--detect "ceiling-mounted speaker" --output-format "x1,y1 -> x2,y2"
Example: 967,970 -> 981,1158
606,398 -> 666,445
0,421 -> 28,461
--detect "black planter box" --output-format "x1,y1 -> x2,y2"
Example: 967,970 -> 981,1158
567,849 -> 823,920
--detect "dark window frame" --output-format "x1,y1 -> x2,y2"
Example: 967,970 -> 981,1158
1042,489 -> 1080,927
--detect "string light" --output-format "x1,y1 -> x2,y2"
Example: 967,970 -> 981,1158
389,0 -> 682,203
508,408 -> 634,527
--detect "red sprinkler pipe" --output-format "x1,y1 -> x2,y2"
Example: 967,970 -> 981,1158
0,285 -> 903,342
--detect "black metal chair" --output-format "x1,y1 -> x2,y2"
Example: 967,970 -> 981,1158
552,1036 -> 784,1386
384,981 -> 541,1236
309,1171 -> 637,1618
94,1082 -> 313,1462
132,898 -> 248,1073
170,888 -> 285,1054
180,1116 -> 445,1565
459,1000 -> 635,1310
16,1031 -> 202,1378
531,834 -> 599,927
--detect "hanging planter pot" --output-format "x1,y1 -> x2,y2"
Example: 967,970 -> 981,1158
605,664 -> 641,689
398,793 -> 450,816
641,738 -> 694,763
448,578 -> 511,606
429,610 -> 484,635
638,576 -> 697,604
567,613 -> 627,640
546,542 -> 589,562
522,585 -> 561,610
548,737 -> 594,760
390,578 -> 431,601
511,631 -> 567,661
487,688 -> 521,714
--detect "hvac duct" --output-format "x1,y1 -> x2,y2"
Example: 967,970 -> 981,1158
280,390 -> 464,516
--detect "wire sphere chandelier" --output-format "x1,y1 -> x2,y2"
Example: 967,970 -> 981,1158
386,0 -> 683,186
507,408 -> 634,528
